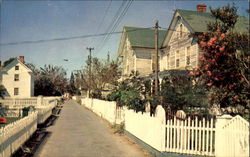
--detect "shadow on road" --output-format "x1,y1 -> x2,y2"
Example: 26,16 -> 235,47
12,106 -> 63,157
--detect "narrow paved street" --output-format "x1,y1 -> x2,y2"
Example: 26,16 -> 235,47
36,100 -> 149,157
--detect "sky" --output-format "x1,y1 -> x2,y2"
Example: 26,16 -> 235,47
0,0 -> 249,78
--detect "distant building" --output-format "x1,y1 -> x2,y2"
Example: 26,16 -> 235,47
0,56 -> 34,98
117,26 -> 166,78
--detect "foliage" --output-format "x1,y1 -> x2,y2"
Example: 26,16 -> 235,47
0,85 -> 6,99
66,72 -> 78,95
192,5 -> 250,115
27,64 -> 68,96
3,58 -> 16,67
107,71 -> 146,112
75,57 -> 121,98
112,122 -> 125,134
159,71 -> 209,114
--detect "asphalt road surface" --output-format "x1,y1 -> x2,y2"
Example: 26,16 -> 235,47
36,100 -> 150,157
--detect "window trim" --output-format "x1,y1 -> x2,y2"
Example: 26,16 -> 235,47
14,88 -> 19,96
15,65 -> 19,70
14,74 -> 19,81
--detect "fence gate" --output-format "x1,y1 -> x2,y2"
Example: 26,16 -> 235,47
165,116 -> 215,156
218,115 -> 249,157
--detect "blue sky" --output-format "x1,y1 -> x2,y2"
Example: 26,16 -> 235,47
0,0 -> 248,77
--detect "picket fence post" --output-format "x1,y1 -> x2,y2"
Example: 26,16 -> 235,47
37,96 -> 43,106
155,105 -> 166,151
215,114 -> 232,157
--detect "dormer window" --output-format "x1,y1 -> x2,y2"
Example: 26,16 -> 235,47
14,74 -> 19,81
15,66 -> 19,70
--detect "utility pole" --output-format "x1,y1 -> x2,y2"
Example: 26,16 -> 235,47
154,20 -> 159,96
86,47 -> 94,73
86,47 -> 94,97
107,51 -> 110,62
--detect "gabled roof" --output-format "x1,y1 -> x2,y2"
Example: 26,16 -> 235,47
162,9 -> 249,47
178,9 -> 249,33
124,26 -> 167,48
1,58 -> 32,73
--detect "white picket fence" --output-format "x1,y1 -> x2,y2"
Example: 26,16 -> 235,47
81,98 -> 124,124
0,112 -> 38,157
0,97 -> 58,157
81,98 -> 249,157
166,116 -> 215,156
37,102 -> 57,124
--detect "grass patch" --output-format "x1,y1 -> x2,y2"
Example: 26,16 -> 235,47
111,122 -> 125,134
0,117 -> 21,128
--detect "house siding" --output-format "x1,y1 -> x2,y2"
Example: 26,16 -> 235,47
2,62 -> 34,98
160,18 -> 200,70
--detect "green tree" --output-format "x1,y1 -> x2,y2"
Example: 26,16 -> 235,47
159,71 -> 209,115
107,71 -> 146,112
78,57 -> 121,98
66,72 -> 78,95
34,64 -> 68,96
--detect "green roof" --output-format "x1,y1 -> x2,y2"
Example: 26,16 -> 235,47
177,9 -> 249,33
124,26 -> 167,48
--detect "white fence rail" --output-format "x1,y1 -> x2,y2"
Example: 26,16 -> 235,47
0,112 -> 37,157
0,98 -> 37,107
0,96 -> 60,108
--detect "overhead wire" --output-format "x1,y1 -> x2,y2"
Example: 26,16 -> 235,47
0,27 -> 192,46
89,0 -> 112,46
96,0 -> 133,54
94,0 -> 127,51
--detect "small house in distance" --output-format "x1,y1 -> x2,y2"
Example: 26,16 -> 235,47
117,26 -> 166,78
0,56 -> 34,98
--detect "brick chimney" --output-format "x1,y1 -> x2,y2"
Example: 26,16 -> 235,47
197,4 -> 206,13
19,56 -> 25,64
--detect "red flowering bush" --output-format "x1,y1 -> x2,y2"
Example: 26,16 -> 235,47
190,5 -> 250,115
0,118 -> 7,124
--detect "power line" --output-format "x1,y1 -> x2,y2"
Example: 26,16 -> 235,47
96,0 -> 133,54
95,0 -> 127,52
90,0 -> 112,45
0,27 -> 190,46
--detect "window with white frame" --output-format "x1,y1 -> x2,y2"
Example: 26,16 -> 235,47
14,88 -> 19,95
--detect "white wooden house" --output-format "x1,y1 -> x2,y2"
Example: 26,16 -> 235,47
117,26 -> 166,78
0,56 -> 34,98
160,4 -> 249,72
